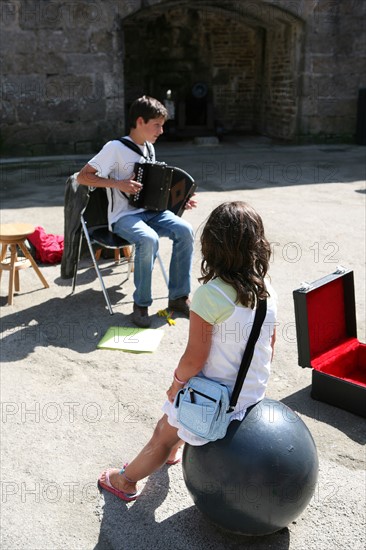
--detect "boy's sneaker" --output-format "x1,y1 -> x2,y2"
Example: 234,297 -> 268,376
168,296 -> 190,317
132,304 -> 151,328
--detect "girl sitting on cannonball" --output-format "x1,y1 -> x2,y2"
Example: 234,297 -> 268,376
98,201 -> 278,501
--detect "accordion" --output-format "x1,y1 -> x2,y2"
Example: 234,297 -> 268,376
128,162 -> 196,216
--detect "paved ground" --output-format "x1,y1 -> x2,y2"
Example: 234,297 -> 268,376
0,138 -> 365,550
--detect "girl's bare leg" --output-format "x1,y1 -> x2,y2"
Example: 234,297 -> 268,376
100,415 -> 182,494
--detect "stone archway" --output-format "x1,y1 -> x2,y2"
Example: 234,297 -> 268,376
122,0 -> 305,140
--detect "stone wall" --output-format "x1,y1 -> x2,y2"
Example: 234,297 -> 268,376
208,14 -> 261,133
1,0 -> 365,156
1,0 -> 126,156
260,24 -> 301,139
299,0 -> 366,138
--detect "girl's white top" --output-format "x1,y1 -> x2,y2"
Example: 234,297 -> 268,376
162,277 -> 278,445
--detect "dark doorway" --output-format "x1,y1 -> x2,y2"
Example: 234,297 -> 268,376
122,3 -> 303,140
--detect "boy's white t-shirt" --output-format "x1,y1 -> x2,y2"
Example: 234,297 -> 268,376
88,138 -> 156,228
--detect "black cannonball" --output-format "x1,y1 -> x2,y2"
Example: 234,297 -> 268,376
182,398 -> 318,536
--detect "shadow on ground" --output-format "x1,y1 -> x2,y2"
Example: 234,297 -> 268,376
94,467 -> 290,550
0,283 -> 168,361
1,142 -> 365,209
281,389 -> 366,445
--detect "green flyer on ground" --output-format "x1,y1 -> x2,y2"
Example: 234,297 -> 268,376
97,326 -> 164,353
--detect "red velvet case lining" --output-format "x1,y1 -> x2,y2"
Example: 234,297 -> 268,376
306,277 -> 366,387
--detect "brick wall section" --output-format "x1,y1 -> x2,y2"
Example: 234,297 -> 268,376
261,25 -> 300,139
209,18 -> 260,133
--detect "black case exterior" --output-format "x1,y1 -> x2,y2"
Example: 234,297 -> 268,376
293,269 -> 366,417
310,370 -> 365,417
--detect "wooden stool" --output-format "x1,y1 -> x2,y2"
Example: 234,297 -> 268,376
94,246 -> 133,264
0,223 -> 49,305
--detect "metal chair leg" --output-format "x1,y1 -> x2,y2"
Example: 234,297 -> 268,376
71,229 -> 83,294
157,251 -> 169,288
72,215 -> 167,313
80,218 -> 114,315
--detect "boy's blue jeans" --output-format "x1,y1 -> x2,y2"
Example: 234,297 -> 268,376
112,210 -> 194,307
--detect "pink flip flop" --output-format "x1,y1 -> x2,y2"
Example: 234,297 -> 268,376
166,448 -> 183,465
98,468 -> 141,502
166,457 -> 182,465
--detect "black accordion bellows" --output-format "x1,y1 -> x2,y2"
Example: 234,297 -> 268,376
128,162 -> 196,216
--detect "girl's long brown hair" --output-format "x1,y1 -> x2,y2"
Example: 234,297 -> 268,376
199,201 -> 271,308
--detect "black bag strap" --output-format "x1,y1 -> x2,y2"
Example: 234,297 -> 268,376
228,298 -> 267,411
118,137 -> 154,161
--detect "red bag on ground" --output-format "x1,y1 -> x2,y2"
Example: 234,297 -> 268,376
27,226 -> 64,264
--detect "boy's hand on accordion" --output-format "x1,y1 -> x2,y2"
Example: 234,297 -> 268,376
185,193 -> 198,210
114,174 -> 142,195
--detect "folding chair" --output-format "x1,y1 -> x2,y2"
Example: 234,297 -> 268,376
71,187 -> 135,314
71,186 -> 169,315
